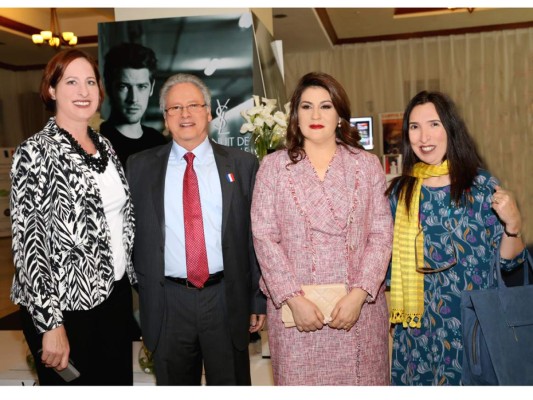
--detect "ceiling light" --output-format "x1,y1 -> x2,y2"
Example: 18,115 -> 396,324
41,30 -> 53,41
31,34 -> 44,44
62,32 -> 74,42
31,8 -> 77,48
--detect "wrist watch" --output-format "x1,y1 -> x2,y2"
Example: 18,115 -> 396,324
505,230 -> 522,238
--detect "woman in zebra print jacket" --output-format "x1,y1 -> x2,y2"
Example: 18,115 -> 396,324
9,49 -> 136,385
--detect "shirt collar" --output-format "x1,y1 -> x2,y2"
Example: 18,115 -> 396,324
171,136 -> 211,164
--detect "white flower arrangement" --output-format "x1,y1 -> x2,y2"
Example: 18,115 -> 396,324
240,95 -> 290,160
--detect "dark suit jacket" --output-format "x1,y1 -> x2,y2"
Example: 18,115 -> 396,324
126,139 -> 266,353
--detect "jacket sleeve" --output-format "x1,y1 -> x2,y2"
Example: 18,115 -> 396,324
350,155 -> 393,301
251,155 -> 302,308
10,140 -> 64,333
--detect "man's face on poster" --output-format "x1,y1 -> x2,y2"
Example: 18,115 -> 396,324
110,68 -> 154,124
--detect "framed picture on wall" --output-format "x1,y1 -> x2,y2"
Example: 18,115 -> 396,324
382,154 -> 402,175
350,116 -> 373,150
379,112 -> 403,156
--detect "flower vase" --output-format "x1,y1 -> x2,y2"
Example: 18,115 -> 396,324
251,129 -> 279,161
251,132 -> 269,161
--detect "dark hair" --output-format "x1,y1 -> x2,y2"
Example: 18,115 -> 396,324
385,90 -> 484,209
103,42 -> 158,94
286,72 -> 363,163
40,49 -> 104,112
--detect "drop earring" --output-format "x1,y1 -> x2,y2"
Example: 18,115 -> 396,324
337,119 -> 341,128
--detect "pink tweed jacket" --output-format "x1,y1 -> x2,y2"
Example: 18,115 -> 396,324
252,146 -> 392,306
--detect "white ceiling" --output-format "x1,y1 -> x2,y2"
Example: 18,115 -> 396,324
0,7 -> 532,68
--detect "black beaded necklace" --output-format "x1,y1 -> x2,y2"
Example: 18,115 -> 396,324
58,126 -> 109,174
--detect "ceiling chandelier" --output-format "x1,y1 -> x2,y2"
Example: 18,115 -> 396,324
31,8 -> 77,48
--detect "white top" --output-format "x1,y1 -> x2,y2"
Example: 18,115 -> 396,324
90,155 -> 127,280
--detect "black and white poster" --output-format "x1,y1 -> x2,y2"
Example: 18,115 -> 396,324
98,12 -> 256,151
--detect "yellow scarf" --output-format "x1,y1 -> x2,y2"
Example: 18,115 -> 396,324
390,161 -> 450,328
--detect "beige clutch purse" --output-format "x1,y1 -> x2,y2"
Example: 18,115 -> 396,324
281,283 -> 347,328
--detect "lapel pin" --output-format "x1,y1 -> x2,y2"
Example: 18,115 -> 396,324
226,173 -> 236,183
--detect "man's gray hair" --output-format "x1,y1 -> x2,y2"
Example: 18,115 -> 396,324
159,73 -> 211,113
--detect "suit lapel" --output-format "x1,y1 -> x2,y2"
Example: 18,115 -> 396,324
211,140 -> 234,237
151,143 -> 173,242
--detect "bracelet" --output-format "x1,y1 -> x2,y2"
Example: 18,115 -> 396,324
504,230 -> 522,238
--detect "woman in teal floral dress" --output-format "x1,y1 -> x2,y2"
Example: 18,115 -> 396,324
386,91 -> 526,385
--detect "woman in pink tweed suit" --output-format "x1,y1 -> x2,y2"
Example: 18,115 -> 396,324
251,72 -> 393,385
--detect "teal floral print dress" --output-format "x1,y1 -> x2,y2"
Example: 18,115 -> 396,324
388,170 -> 526,385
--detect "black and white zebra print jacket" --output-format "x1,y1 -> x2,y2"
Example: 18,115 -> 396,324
10,117 -> 136,333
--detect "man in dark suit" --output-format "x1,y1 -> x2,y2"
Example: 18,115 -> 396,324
126,73 -> 266,385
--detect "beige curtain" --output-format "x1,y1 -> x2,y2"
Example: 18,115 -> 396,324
19,92 -> 50,141
284,27 -> 533,242
0,69 -> 43,147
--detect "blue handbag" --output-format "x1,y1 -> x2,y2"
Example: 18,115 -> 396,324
461,248 -> 533,385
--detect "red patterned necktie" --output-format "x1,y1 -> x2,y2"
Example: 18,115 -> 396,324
183,152 -> 209,288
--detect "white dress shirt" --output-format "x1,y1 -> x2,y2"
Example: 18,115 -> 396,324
164,137 -> 223,278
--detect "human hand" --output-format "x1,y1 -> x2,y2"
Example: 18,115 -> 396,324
491,185 -> 522,235
328,288 -> 367,332
286,295 -> 325,332
249,314 -> 267,333
41,325 -> 70,371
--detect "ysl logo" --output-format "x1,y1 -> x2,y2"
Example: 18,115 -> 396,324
215,99 -> 230,135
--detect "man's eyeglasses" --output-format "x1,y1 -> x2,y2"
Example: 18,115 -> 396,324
165,103 -> 207,116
